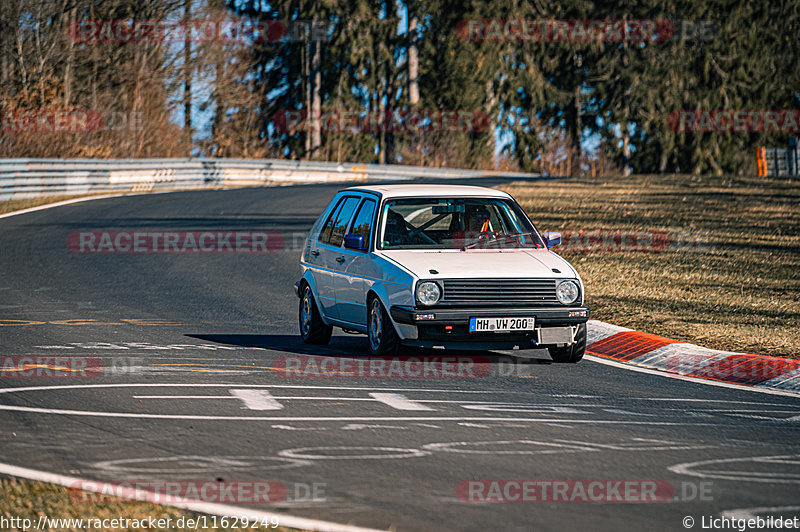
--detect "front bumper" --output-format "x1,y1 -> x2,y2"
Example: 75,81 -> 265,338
390,305 -> 589,350
390,305 -> 589,326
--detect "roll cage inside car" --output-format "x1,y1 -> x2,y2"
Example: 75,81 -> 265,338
376,197 -> 546,250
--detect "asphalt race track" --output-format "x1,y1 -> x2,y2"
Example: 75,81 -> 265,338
1,182 -> 799,531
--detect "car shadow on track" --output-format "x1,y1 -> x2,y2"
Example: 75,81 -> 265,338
185,333 -> 553,366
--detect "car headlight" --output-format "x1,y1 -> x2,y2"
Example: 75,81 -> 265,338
416,281 -> 441,306
556,280 -> 580,304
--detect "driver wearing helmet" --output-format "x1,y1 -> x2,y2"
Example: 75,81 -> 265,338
451,203 -> 492,248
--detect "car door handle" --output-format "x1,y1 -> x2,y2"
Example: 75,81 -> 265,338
310,250 -> 319,257
336,256 -> 345,263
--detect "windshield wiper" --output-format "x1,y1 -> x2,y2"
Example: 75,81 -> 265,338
462,231 -> 541,250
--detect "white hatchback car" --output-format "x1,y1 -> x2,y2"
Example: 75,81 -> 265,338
295,184 -> 590,362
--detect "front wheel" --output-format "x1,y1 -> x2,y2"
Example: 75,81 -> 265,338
548,323 -> 586,363
299,285 -> 332,345
367,296 -> 400,356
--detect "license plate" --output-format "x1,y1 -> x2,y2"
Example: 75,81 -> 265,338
469,317 -> 535,333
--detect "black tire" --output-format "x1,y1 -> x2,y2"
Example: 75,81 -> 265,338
548,322 -> 586,363
367,295 -> 400,356
299,284 -> 332,345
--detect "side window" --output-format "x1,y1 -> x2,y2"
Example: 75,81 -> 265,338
318,197 -> 346,244
348,199 -> 376,246
325,196 -> 360,247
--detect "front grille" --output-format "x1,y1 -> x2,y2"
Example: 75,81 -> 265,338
439,278 -> 561,307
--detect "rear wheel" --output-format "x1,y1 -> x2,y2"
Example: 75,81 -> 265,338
367,296 -> 400,355
299,284 -> 332,345
548,323 -> 586,363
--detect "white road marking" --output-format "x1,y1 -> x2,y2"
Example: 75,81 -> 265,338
0,382 -> 505,395
602,408 -> 657,416
721,506 -> 800,520
0,193 -> 149,220
279,446 -> 429,460
552,439 -> 709,451
676,409 -> 800,413
134,395 -> 377,401
368,393 -> 434,411
230,389 -> 283,410
0,462 -> 381,532
586,355 -> 800,398
341,424 -> 409,431
635,398 -> 791,406
460,405 -> 589,414
0,404 -> 708,424
0,381 -> 773,425
669,455 -> 800,483
35,342 -> 239,350
272,425 -> 328,431
422,440 -> 593,455
719,413 -> 800,422
422,437 -> 708,455
92,455 -> 311,474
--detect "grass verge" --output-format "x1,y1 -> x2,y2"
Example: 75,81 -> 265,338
498,174 -> 799,358
0,194 -> 116,215
0,477 -> 303,531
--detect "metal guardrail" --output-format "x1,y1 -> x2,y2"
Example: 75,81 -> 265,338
764,147 -> 799,177
0,158 -> 541,200
757,144 -> 799,177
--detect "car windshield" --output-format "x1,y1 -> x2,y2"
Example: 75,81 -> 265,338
377,197 -> 544,250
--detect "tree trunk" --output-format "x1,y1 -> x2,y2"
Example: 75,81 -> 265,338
303,40 -> 310,156
622,129 -> 631,176
569,84 -> 582,176
659,143 -> 668,173
310,15 -> 322,158
383,77 -> 395,164
183,0 -> 192,157
63,7 -> 75,106
485,78 -> 497,169
407,1 -> 419,105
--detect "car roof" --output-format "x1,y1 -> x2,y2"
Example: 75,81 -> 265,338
340,184 -> 512,199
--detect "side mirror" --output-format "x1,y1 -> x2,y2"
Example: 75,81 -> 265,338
542,231 -> 561,248
343,234 -> 367,251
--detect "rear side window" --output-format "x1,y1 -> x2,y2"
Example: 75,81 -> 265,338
348,199 -> 376,245
318,197 -> 345,244
320,196 -> 360,247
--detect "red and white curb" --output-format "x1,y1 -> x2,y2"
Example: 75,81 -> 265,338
586,320 -> 800,396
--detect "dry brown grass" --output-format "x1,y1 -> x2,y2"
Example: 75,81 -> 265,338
0,477 -> 301,531
0,194 -> 117,215
498,174 -> 800,358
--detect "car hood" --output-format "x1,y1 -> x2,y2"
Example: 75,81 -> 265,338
378,249 -> 577,280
